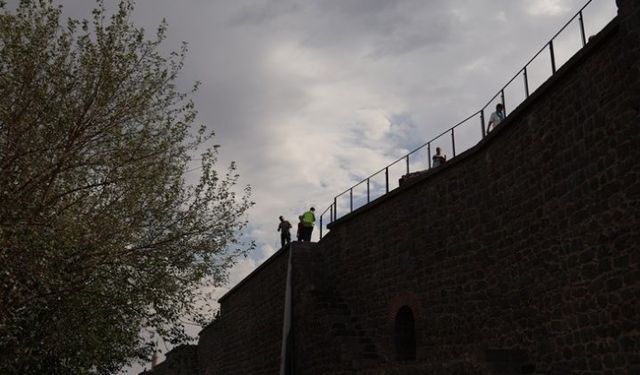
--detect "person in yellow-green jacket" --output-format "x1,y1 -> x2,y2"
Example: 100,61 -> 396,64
301,207 -> 315,241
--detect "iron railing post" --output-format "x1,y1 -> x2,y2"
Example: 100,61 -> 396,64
333,197 -> 337,221
549,40 -> 557,74
406,155 -> 410,175
385,167 -> 389,193
349,189 -> 353,212
367,178 -> 370,203
523,67 -> 530,98
320,215 -> 323,239
501,89 -> 506,115
427,142 -> 432,169
481,109 -> 486,137
579,11 -> 586,47
451,128 -> 456,157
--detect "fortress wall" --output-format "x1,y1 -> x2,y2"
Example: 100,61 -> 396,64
154,2 -> 640,374
306,2 -> 639,373
197,247 -> 290,375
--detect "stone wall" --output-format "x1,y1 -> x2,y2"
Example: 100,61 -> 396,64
302,1 -> 640,373
147,1 -> 639,373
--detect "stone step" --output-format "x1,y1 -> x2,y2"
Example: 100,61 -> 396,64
308,283 -> 382,369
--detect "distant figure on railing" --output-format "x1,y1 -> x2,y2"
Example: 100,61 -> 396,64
300,207 -> 316,241
432,147 -> 447,167
277,216 -> 292,248
487,103 -> 505,133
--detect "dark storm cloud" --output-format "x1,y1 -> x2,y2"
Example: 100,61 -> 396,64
4,2 -> 618,372
227,0 -> 301,27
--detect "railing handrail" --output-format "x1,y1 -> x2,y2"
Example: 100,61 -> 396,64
482,0 -> 594,111
319,0 -> 609,239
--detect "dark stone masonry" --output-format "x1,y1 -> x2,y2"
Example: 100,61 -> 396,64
145,0 -> 639,373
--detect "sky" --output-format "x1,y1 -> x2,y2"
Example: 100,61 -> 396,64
10,0 -> 619,373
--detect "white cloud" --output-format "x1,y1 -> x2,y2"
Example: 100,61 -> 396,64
526,0 -> 572,16
226,256 -> 260,286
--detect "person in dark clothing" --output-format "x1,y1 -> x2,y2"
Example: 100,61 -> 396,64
296,216 -> 304,242
277,216 -> 292,248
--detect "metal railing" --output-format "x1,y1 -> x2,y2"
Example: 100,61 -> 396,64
319,0 -> 614,239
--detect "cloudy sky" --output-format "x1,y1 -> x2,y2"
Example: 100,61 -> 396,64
19,0 -> 618,372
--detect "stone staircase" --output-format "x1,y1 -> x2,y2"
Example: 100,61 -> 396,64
292,243 -> 384,372
308,286 -> 382,370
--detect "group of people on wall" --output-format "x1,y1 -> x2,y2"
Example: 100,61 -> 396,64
431,103 -> 505,168
274,104 -> 506,250
432,103 -> 505,167
277,207 -> 315,248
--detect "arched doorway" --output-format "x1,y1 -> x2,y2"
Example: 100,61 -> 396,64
394,305 -> 416,361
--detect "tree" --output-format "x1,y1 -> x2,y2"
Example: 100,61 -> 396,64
0,1 -> 253,373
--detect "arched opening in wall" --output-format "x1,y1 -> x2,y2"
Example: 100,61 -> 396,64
394,305 -> 416,361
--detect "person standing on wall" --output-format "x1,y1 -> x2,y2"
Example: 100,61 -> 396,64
277,216 -> 292,248
301,207 -> 316,241
296,215 -> 304,242
432,147 -> 447,167
487,103 -> 505,133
